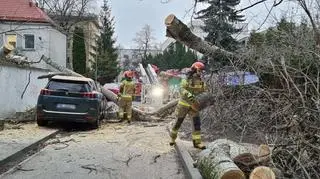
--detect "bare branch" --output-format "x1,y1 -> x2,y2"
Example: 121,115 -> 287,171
235,0 -> 268,13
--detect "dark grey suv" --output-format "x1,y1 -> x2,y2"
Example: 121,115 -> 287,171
36,75 -> 106,129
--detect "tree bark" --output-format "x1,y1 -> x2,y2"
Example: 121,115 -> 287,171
40,55 -> 82,77
197,146 -> 245,179
198,139 -> 272,178
165,14 -> 235,59
154,99 -> 178,117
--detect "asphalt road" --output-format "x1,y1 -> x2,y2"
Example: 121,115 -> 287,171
1,121 -> 185,179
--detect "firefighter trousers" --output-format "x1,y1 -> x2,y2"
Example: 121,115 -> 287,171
170,101 -> 204,147
118,97 -> 133,121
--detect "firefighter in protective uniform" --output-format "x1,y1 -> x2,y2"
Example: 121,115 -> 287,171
118,71 -> 135,123
169,62 -> 207,149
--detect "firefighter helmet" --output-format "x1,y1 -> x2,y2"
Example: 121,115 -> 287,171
124,71 -> 134,78
191,62 -> 205,70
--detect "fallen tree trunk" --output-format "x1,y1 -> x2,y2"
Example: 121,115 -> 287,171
165,14 -> 235,58
40,55 -> 177,119
40,55 -> 82,77
154,99 -> 178,117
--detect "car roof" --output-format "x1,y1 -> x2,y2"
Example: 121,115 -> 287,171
51,75 -> 94,82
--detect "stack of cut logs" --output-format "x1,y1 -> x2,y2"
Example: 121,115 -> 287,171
197,139 -> 280,179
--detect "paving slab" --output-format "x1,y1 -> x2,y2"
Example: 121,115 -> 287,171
0,123 -> 59,168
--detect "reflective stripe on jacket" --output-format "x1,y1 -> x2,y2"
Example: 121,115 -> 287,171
179,77 -> 205,105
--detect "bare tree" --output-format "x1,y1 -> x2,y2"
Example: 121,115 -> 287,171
41,0 -> 95,31
295,0 -> 320,48
133,24 -> 156,65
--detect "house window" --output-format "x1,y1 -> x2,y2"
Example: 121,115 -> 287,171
24,34 -> 35,49
5,34 -> 17,48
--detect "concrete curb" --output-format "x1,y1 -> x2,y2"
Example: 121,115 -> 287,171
166,125 -> 202,179
175,140 -> 203,179
0,130 -> 59,174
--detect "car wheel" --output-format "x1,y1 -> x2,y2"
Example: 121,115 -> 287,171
37,118 -> 48,126
91,119 -> 100,129
91,114 -> 101,129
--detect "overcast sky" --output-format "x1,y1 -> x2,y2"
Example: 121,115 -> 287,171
99,0 -> 303,48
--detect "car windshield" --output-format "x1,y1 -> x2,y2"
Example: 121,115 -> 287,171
47,80 -> 90,92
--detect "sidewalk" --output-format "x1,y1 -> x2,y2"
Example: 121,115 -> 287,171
0,123 -> 59,172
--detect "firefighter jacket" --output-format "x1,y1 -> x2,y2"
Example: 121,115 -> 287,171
120,79 -> 135,101
179,75 -> 206,108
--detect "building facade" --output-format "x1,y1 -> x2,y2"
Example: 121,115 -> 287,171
50,15 -> 101,71
0,0 -> 67,118
0,0 -> 67,69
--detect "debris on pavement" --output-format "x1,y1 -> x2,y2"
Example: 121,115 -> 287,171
81,164 -> 98,174
152,154 -> 161,164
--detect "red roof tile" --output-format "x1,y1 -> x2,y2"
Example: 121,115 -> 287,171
0,0 -> 51,23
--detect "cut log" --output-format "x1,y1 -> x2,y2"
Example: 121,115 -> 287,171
202,139 -> 272,177
0,44 -> 14,58
207,139 -> 271,162
249,166 -> 276,179
197,147 -> 245,179
165,14 -> 235,59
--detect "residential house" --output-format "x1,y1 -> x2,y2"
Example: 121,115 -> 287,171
78,20 -> 101,70
0,0 -> 67,119
49,15 -> 101,70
